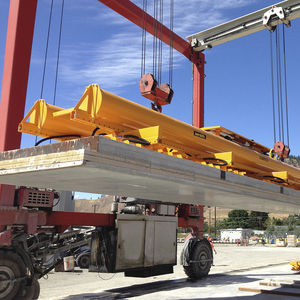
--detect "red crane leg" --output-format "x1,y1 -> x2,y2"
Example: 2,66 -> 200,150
189,53 -> 205,237
0,0 -> 37,207
193,54 -> 205,128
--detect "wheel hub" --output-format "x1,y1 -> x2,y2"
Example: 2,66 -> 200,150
0,266 -> 15,298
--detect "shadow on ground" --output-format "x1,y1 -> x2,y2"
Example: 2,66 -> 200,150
61,273 -> 261,300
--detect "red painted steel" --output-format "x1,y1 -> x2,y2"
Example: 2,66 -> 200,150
0,229 -> 13,246
191,53 -> 205,236
0,208 -> 115,228
192,55 -> 205,128
0,207 -> 47,226
98,0 -> 195,61
46,211 -> 115,227
0,0 -> 38,206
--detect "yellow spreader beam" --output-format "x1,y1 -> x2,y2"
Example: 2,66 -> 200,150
19,84 -> 300,190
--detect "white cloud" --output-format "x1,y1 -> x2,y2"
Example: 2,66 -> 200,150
59,0 -> 259,92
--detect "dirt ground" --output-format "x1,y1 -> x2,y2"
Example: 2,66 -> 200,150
38,244 -> 300,299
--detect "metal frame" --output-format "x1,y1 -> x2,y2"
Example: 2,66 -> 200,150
187,0 -> 300,52
0,0 -> 37,207
0,0 -> 204,235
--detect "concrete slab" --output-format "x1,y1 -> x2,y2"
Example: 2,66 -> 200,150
0,136 -> 300,213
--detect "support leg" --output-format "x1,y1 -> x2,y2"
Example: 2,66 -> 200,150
0,0 -> 37,206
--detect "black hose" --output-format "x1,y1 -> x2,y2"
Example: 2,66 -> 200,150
202,157 -> 228,167
122,135 -> 150,146
263,175 -> 287,184
35,134 -> 81,146
91,127 -> 100,136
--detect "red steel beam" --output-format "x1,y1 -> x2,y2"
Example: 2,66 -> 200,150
193,55 -> 205,128
192,55 -> 205,237
98,0 -> 194,61
0,207 -> 46,226
0,208 -> 115,228
46,211 -> 115,227
0,0 -> 38,206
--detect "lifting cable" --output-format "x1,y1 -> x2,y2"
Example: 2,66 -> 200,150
36,0 -> 68,146
282,25 -> 290,146
53,0 -> 65,106
169,0 -> 174,88
40,0 -> 54,100
36,0 -> 54,145
141,0 -> 174,88
269,31 -> 276,143
141,0 -> 147,77
269,24 -> 290,147
157,0 -> 163,85
152,0 -> 158,78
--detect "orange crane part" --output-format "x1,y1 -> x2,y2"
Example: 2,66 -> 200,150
139,74 -> 173,109
18,84 -> 300,190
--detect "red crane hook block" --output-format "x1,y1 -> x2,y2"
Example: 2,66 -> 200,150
139,73 -> 174,110
274,141 -> 290,160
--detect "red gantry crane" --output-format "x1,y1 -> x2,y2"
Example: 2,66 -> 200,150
0,1 -> 300,299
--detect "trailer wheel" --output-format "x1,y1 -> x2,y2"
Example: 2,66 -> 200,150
0,249 -> 27,300
23,279 -> 40,300
183,240 -> 212,280
76,253 -> 90,269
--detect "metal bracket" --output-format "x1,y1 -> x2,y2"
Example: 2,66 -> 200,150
191,38 -> 212,50
263,6 -> 291,31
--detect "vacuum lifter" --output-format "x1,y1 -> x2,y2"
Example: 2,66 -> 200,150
17,84 -> 300,191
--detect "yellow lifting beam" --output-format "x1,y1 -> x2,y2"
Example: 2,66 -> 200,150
18,84 -> 300,190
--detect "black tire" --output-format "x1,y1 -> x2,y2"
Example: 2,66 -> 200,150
23,279 -> 40,300
0,249 -> 27,300
77,254 -> 90,269
183,240 -> 212,280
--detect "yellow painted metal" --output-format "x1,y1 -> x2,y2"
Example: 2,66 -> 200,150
289,261 -> 300,271
19,84 -> 300,190
202,126 -> 270,154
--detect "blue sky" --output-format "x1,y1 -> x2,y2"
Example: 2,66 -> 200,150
0,0 -> 300,198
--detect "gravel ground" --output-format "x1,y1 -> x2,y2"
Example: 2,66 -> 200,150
39,244 -> 300,300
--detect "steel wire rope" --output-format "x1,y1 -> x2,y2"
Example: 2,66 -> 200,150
275,28 -> 282,142
169,0 -> 174,88
269,31 -> 276,143
36,0 -> 54,145
157,0 -> 163,85
40,0 -> 54,100
276,27 -> 285,143
278,26 -> 285,144
49,0 -> 65,145
152,0 -> 158,78
53,0 -> 65,107
141,0 -> 147,77
282,25 -> 290,146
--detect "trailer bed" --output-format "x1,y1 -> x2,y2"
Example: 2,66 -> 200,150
0,136 -> 299,213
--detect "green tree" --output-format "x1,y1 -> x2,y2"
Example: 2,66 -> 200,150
223,210 -> 249,229
248,211 -> 269,230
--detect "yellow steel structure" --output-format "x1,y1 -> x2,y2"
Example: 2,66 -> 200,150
19,84 -> 300,190
289,261 -> 300,271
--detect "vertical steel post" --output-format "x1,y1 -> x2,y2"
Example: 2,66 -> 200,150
0,0 -> 37,206
193,53 -> 205,128
192,52 -> 205,236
